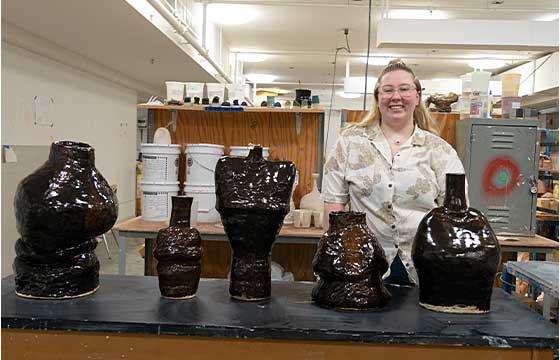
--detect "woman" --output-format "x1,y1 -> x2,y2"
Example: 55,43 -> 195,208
322,59 -> 465,286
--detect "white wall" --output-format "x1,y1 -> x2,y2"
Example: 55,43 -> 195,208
1,42 -> 138,275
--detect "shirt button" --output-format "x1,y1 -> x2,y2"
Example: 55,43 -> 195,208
397,154 -> 400,156
394,244 -> 399,248
387,204 -> 392,209
388,183 -> 393,188
391,224 -> 396,229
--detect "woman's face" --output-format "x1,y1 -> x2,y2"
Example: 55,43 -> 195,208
377,69 -> 420,127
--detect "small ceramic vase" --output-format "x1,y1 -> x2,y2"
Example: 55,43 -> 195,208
299,173 -> 324,212
153,196 -> 202,299
412,173 -> 501,313
215,146 -> 296,301
13,141 -> 118,299
312,211 -> 391,310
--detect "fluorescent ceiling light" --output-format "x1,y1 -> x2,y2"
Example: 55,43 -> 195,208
337,91 -> 362,99
362,57 -> 394,66
208,4 -> 257,25
246,74 -> 277,83
534,13 -> 559,21
388,9 -> 447,20
237,53 -> 269,63
468,59 -> 506,70
344,76 -> 377,94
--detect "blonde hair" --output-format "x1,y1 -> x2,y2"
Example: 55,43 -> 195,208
346,59 -> 439,135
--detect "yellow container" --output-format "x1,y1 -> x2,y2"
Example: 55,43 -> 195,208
501,73 -> 521,97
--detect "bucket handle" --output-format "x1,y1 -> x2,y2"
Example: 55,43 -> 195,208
189,157 -> 216,174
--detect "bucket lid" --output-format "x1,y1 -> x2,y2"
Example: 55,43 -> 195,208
186,143 -> 224,149
141,143 -> 180,148
184,183 -> 216,192
165,81 -> 184,85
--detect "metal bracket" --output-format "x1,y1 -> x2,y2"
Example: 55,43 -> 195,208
295,112 -> 302,136
171,110 -> 178,133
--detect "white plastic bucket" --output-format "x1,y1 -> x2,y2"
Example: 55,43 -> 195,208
165,81 -> 184,102
470,71 -> 491,94
185,144 -> 224,185
229,146 -> 269,159
141,143 -> 181,182
184,183 -> 220,223
141,181 -> 180,221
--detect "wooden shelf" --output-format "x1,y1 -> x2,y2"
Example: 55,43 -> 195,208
137,103 -> 325,113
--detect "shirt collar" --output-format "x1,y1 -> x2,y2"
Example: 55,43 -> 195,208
365,122 -> 426,147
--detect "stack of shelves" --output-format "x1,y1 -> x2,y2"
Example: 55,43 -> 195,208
537,128 -> 559,240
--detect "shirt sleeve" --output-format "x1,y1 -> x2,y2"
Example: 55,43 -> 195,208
321,135 -> 350,204
434,144 -> 469,206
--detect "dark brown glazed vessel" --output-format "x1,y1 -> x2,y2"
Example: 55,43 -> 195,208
412,173 -> 500,313
312,211 -> 391,310
13,141 -> 118,299
153,196 -> 202,299
215,146 -> 296,301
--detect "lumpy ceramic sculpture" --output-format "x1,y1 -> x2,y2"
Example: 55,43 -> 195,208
153,196 -> 202,299
13,141 -> 118,299
215,146 -> 296,301
312,211 -> 391,310
412,173 -> 500,313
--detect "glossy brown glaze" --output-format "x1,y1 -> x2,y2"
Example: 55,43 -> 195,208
153,196 -> 202,299
13,141 -> 118,299
312,211 -> 391,310
412,173 -> 501,313
215,146 -> 296,301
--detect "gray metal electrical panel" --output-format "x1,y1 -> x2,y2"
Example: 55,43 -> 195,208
455,118 -> 540,236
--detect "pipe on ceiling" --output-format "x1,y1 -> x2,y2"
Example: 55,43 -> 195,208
146,0 -> 232,83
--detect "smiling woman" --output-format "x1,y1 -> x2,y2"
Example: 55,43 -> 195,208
322,59 -> 466,287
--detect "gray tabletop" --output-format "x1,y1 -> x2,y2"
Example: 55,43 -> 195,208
2,275 -> 558,349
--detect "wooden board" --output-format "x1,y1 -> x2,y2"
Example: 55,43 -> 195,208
3,329 -> 552,360
153,109 -> 320,207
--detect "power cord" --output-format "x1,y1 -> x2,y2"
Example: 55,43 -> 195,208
326,29 -> 352,161
363,0 -> 373,110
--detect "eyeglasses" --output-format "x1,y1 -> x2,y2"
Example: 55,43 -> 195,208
379,85 -> 418,98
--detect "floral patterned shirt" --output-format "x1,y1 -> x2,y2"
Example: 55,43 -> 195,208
322,122 -> 466,283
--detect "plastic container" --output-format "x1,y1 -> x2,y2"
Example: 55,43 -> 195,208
501,96 -> 521,119
184,183 -> 220,223
141,144 -> 181,182
460,73 -> 472,95
165,82 -> 185,102
501,73 -> 522,97
470,71 -> 491,94
141,181 -> 180,221
229,146 -> 269,159
185,144 -> 224,185
469,92 -> 489,118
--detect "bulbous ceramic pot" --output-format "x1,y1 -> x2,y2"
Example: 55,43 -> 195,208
312,211 -> 391,310
13,141 -> 118,299
153,196 -> 202,299
215,146 -> 296,301
412,173 -> 501,314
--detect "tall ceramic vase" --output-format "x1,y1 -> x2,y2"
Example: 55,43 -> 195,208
412,173 -> 500,313
215,146 -> 296,301
312,211 -> 391,310
153,196 -> 202,299
13,141 -> 118,299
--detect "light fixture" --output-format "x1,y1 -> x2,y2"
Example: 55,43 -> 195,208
237,53 -> 269,63
534,13 -> 559,21
337,91 -> 362,99
245,74 -> 277,83
344,76 -> 377,94
207,4 -> 257,25
362,57 -> 394,66
388,9 -> 447,20
468,59 -> 506,70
